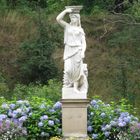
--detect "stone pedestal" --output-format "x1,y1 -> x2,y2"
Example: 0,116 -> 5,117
61,99 -> 89,139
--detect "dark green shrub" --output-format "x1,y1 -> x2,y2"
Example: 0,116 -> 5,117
18,17 -> 59,84
12,79 -> 62,102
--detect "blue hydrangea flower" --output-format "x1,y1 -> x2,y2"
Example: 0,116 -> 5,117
49,109 -> 55,113
13,110 -> 18,114
110,120 -> 117,127
94,104 -> 99,109
123,116 -> 131,123
19,116 -> 27,122
101,126 -> 106,131
118,121 -> 126,127
5,119 -> 11,128
41,132 -> 47,137
104,131 -> 110,137
48,120 -> 54,126
114,108 -> 121,114
53,101 -> 62,109
90,112 -> 94,116
100,113 -> 106,118
1,103 -> 9,109
12,118 -> 19,125
12,113 -> 17,118
105,104 -> 110,107
0,121 -> 2,127
104,124 -> 111,131
5,119 -> 11,124
55,118 -> 60,123
38,122 -> 43,127
16,100 -> 24,104
21,112 -> 27,116
0,114 -> 7,121
22,129 -> 27,135
16,108 -> 22,114
133,117 -> 139,122
90,100 -> 97,106
87,126 -> 93,132
40,115 -> 48,121
92,133 -> 98,139
58,128 -> 62,133
120,112 -> 129,118
8,110 -> 13,117
10,104 -> 16,109
29,113 -> 32,116
24,100 -> 30,106
41,132 -> 49,137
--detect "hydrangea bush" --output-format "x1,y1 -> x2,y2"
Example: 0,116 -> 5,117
0,97 -> 62,140
0,96 -> 139,140
88,98 -> 139,139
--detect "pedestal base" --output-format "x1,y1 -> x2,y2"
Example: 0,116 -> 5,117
61,99 -> 90,139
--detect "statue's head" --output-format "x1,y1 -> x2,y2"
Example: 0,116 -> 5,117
69,13 -> 81,27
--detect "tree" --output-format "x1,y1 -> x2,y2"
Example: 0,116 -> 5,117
18,7 -> 58,84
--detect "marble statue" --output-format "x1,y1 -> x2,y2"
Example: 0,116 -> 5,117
56,6 -> 88,94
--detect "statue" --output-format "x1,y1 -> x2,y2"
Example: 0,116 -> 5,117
56,6 -> 88,94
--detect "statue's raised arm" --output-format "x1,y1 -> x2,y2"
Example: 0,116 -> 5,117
56,8 -> 72,28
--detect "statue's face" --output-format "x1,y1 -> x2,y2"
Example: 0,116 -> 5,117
70,16 -> 78,23
69,14 -> 79,24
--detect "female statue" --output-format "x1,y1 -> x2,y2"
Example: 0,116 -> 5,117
56,7 -> 88,94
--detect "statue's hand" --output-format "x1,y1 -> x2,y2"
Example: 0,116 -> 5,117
65,8 -> 73,13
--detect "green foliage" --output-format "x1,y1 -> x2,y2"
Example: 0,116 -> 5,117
90,5 -> 108,16
0,83 -> 9,98
0,0 -> 138,15
0,73 -> 10,99
12,79 -> 62,102
128,1 -> 140,19
86,11 -> 140,110
117,99 -> 135,114
46,0 -> 65,14
26,98 -> 61,139
0,0 -> 47,9
63,0 -> 114,13
92,0 -> 114,11
106,24 -> 140,106
0,0 -> 7,9
0,96 -> 6,106
0,73 -> 5,83
18,12 -> 59,84
108,25 -> 140,48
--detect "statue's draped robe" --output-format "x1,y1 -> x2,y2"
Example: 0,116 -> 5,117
63,25 -> 85,86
